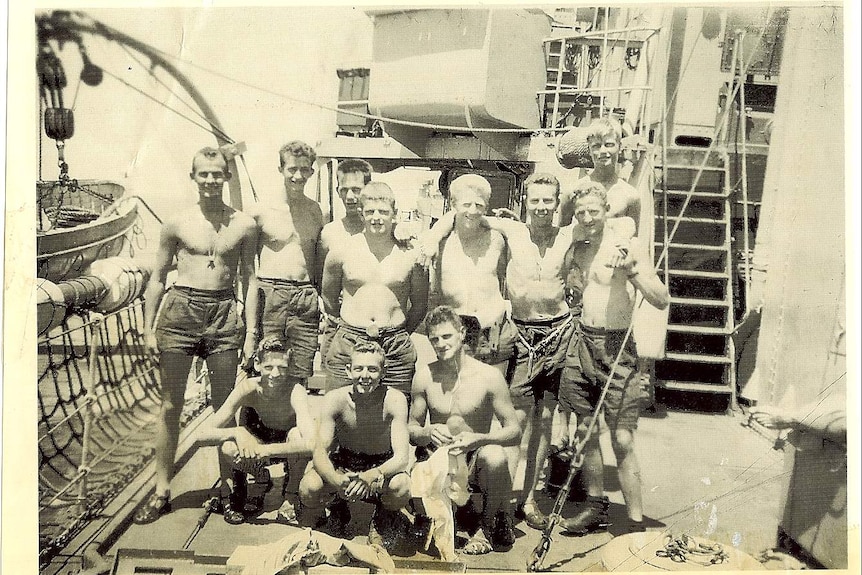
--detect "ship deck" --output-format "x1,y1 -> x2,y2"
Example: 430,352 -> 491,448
43,381 -> 786,573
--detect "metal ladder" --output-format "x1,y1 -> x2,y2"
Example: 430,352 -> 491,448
654,146 -> 737,410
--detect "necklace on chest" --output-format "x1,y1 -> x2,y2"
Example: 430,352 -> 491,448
207,210 -> 227,269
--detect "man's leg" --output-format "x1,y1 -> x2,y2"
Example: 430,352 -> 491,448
612,428 -> 643,522
217,440 -> 249,524
558,419 -> 609,535
369,473 -> 412,548
153,352 -> 195,496
521,397 -> 553,528
133,352 -> 194,524
474,444 -> 516,548
298,465 -> 338,528
205,349 -> 241,498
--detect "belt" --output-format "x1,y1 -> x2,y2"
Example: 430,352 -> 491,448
171,285 -> 235,300
517,313 -> 575,375
257,277 -> 315,288
337,319 -> 406,339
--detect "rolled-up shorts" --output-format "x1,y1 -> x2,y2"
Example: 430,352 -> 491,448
507,313 -> 576,409
558,323 -> 641,431
459,313 -> 517,366
155,286 -> 242,356
258,277 -> 319,379
324,321 -> 416,394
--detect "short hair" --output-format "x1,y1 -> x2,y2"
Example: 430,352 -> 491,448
449,174 -> 491,205
191,147 -> 230,174
359,181 -> 396,210
586,117 -> 622,144
257,336 -> 288,359
425,305 -> 464,332
337,159 -> 373,185
350,341 -> 385,364
278,140 -> 317,167
524,172 -> 561,199
573,180 -> 608,204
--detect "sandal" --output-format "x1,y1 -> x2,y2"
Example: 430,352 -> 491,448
222,495 -> 245,525
462,529 -> 493,555
133,492 -> 171,525
522,501 -> 549,531
277,497 -> 298,524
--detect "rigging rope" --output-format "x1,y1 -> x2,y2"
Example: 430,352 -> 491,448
37,301 -> 209,567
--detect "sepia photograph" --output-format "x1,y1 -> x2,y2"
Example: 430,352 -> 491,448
6,2 -> 858,573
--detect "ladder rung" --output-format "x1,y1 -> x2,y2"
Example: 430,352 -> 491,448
664,352 -> 732,364
660,380 -> 733,394
654,242 -> 728,252
659,215 -> 728,224
659,269 -> 730,279
667,324 -> 732,335
670,296 -> 731,307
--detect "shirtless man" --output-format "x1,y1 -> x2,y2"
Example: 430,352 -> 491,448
322,182 -> 428,394
244,141 -> 323,386
409,306 -> 522,554
557,181 -> 669,535
135,147 -> 257,524
194,337 -> 314,524
428,174 -> 515,371
300,341 -> 411,548
317,158 -> 373,280
557,117 -> 641,229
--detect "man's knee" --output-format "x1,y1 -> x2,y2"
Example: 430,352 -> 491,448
286,427 -> 303,443
381,473 -> 411,510
612,428 -> 636,455
477,445 -> 509,475
220,441 -> 239,459
299,468 -> 326,505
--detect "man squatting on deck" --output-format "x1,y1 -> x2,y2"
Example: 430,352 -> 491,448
192,337 -> 314,524
136,147 -> 257,524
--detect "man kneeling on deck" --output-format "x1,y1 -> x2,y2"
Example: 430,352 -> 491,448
299,341 -> 411,549
409,306 -> 522,555
195,337 -> 314,524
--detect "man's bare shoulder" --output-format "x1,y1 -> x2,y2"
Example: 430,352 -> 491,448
319,389 -> 348,419
229,207 -> 257,230
607,216 -> 636,239
463,356 -> 505,385
384,388 -> 409,414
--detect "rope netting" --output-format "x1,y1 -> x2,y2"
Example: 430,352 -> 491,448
37,299 -> 210,565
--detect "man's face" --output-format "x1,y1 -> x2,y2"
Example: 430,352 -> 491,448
362,199 -> 395,236
452,189 -> 487,228
525,183 -> 559,227
573,194 -> 608,236
191,155 -> 229,200
337,171 -> 366,217
588,134 -> 619,170
428,321 -> 465,362
256,351 -> 290,397
280,155 -> 314,196
347,352 -> 385,394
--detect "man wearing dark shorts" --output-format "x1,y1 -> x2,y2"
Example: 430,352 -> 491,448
244,141 -> 323,384
300,342 -> 411,549
136,147 -> 257,524
321,182 -> 428,395
557,181 -> 668,535
194,337 -> 314,524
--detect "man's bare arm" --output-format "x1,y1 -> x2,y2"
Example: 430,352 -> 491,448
408,370 -> 431,446
194,381 -> 251,445
312,394 -> 346,488
143,222 -> 179,354
240,218 -> 259,360
261,385 -> 315,457
452,372 -> 520,454
416,210 -> 456,267
378,392 -> 411,478
321,247 -> 344,318
405,264 -> 430,334
625,239 -> 669,310
558,188 -> 575,227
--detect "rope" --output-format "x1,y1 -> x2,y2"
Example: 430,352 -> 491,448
99,65 -> 235,143
116,42 -> 234,144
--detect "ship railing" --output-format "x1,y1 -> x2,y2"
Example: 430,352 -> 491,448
37,299 -> 209,566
